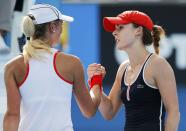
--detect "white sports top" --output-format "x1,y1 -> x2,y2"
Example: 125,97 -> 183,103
18,49 -> 74,131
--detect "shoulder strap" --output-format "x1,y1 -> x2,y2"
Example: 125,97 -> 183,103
121,64 -> 129,88
141,53 -> 153,70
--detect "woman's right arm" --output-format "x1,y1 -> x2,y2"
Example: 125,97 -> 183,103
99,70 -> 122,120
72,58 -> 101,118
98,79 -> 122,120
98,62 -> 128,120
3,62 -> 21,131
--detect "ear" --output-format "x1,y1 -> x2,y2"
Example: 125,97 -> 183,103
48,22 -> 57,33
135,26 -> 143,36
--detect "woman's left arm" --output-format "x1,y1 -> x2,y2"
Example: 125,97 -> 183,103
153,57 -> 180,131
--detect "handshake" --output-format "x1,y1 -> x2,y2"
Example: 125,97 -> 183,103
87,63 -> 106,92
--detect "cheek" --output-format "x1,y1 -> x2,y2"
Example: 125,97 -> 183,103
56,29 -> 62,38
52,30 -> 62,44
56,24 -> 62,35
59,27 -> 62,34
121,31 -> 134,43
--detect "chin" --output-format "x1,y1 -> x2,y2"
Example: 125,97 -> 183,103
116,44 -> 125,51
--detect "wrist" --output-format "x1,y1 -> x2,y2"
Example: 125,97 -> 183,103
89,75 -> 103,92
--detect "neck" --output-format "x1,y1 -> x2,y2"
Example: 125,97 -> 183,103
33,37 -> 52,47
125,42 -> 149,69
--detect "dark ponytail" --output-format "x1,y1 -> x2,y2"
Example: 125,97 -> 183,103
133,23 -> 165,55
152,25 -> 165,54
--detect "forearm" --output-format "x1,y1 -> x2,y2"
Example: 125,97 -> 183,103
99,92 -> 114,120
165,111 -> 180,131
3,113 -> 20,131
89,85 -> 101,110
78,85 -> 101,118
86,75 -> 102,116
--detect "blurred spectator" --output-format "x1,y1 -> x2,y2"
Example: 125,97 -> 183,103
0,0 -> 16,54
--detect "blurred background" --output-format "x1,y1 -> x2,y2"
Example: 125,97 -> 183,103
0,0 -> 186,131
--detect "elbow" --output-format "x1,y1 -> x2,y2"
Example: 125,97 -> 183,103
99,106 -> 115,120
174,110 -> 180,121
172,111 -> 180,122
101,112 -> 114,121
4,112 -> 20,120
4,111 -> 19,117
3,112 -> 20,126
104,116 -> 113,121
84,111 -> 114,120
82,110 -> 97,119
174,110 -> 180,117
167,108 -> 180,120
84,113 -> 95,119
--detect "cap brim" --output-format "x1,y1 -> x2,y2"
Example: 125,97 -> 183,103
103,17 -> 126,32
103,17 -> 123,32
60,14 -> 74,22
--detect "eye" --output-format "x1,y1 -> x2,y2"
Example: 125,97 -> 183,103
118,25 -> 124,30
116,25 -> 124,31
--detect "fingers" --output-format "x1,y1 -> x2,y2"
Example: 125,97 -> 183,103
88,63 -> 101,71
100,66 -> 106,78
88,64 -> 101,72
87,63 -> 106,79
87,63 -> 100,78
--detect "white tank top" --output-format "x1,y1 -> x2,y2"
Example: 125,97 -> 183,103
18,49 -> 74,131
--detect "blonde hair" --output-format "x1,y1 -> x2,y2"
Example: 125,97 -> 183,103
22,16 -> 52,63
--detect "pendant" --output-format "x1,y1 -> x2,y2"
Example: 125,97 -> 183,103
126,84 -> 131,101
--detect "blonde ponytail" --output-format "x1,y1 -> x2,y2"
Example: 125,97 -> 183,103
22,16 -> 52,63
23,40 -> 52,63
22,16 -> 35,38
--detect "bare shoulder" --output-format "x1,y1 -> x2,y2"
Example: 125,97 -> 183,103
4,55 -> 25,74
151,54 -> 172,70
56,52 -> 85,84
56,52 -> 83,74
57,52 -> 82,66
150,54 -> 174,77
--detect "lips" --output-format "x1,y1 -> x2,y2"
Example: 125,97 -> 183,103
115,37 -> 119,43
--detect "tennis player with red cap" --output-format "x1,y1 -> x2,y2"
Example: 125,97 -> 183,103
3,4 -> 103,131
88,10 -> 180,131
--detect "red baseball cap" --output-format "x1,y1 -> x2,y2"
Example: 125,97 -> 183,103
103,10 -> 154,32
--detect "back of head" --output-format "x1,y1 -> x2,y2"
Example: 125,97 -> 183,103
22,4 -> 74,63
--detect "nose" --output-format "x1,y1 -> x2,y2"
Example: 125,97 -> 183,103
112,30 -> 117,37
